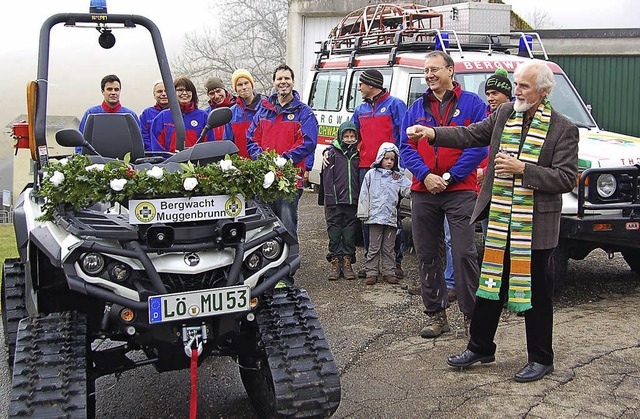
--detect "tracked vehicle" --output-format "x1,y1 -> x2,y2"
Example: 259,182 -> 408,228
2,2 -> 340,417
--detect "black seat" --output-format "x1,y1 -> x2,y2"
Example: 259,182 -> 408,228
83,113 -> 144,161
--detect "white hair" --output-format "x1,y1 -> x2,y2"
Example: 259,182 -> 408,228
514,59 -> 555,94
152,79 -> 164,91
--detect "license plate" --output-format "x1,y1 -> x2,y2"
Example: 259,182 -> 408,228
148,285 -> 250,324
626,222 -> 639,230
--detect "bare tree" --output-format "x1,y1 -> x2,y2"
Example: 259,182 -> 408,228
526,8 -> 556,29
172,0 -> 289,100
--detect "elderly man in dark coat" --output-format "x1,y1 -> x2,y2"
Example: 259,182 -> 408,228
406,59 -> 579,383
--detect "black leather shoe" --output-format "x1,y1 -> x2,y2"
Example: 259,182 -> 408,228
447,349 -> 495,368
514,362 -> 554,383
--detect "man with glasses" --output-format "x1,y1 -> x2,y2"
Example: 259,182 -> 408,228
351,69 -> 408,283
399,51 -> 487,338
77,74 -> 140,153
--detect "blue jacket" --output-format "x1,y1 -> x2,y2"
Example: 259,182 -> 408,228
351,90 -> 407,169
149,107 -> 213,152
400,82 -> 487,193
140,104 -> 164,151
77,102 -> 140,153
357,142 -> 411,226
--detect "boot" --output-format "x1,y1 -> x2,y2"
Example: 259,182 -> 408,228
407,280 -> 421,296
327,257 -> 341,281
342,256 -> 356,280
464,314 -> 472,337
420,310 -> 451,338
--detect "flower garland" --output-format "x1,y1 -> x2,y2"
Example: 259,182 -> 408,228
37,150 -> 299,220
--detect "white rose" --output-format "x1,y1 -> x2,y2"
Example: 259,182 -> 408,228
146,166 -> 164,179
85,164 -> 105,172
58,158 -> 69,166
183,177 -> 198,191
274,157 -> 287,168
262,171 -> 275,189
219,159 -> 237,172
42,171 -> 49,179
50,171 -> 65,186
110,178 -> 127,191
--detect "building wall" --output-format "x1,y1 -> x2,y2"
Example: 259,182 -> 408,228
550,55 -> 640,137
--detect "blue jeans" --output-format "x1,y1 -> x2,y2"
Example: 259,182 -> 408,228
268,189 -> 303,240
444,216 -> 454,290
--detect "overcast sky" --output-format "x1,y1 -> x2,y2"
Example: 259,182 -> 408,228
1,0 -> 638,130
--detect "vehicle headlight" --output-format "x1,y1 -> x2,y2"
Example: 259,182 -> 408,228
596,174 -> 616,198
261,239 -> 282,260
108,262 -> 131,282
245,253 -> 261,270
81,253 -> 105,275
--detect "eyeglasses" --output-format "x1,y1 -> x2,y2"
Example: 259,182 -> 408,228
424,67 -> 445,74
176,88 -> 191,94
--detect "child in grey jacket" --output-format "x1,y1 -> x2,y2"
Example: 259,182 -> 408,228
357,142 -> 411,285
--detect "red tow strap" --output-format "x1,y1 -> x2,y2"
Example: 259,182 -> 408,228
190,348 -> 198,419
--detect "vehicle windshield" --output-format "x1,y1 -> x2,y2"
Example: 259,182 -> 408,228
454,72 -> 598,128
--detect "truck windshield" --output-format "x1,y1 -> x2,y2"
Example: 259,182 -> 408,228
454,72 -> 598,129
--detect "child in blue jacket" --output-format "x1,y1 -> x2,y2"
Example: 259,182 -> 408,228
357,142 -> 411,285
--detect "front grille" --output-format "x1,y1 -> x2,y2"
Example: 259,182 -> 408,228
158,269 -> 227,293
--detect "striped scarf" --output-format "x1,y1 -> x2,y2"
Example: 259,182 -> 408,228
477,97 -> 551,312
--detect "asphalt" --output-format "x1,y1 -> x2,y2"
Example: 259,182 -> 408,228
0,190 -> 638,418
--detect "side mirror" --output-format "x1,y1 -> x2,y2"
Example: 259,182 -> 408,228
207,107 -> 232,128
55,128 -> 86,148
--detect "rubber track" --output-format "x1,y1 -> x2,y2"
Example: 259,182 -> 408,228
2,259 -> 27,370
256,287 -> 341,418
9,312 -> 89,418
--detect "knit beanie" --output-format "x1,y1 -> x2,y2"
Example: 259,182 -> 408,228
359,69 -> 384,90
231,69 -> 255,92
205,77 -> 225,93
485,68 -> 512,99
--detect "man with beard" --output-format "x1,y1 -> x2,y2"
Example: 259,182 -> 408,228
406,59 -> 579,383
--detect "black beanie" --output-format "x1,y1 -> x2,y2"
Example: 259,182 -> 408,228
360,69 -> 384,90
485,68 -> 512,99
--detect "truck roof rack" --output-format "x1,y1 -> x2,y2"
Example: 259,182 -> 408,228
314,4 -> 549,69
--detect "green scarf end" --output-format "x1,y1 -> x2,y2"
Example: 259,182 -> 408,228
476,289 -> 500,301
508,301 -> 532,313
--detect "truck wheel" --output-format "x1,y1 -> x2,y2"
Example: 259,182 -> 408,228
2,259 -> 28,371
240,287 -> 341,418
622,250 -> 640,275
9,312 -> 94,418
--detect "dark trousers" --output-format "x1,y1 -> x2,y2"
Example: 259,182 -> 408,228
411,190 -> 479,317
359,167 -> 404,265
468,248 -> 555,366
325,204 -> 358,262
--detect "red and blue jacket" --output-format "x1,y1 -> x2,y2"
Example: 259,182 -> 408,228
149,105 -> 214,152
351,90 -> 407,168
77,101 -> 140,154
400,82 -> 487,193
246,91 -> 318,187
222,94 -> 262,158
140,104 -> 164,151
205,91 -> 236,141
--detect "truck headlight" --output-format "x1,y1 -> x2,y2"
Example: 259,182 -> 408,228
596,174 -> 616,198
